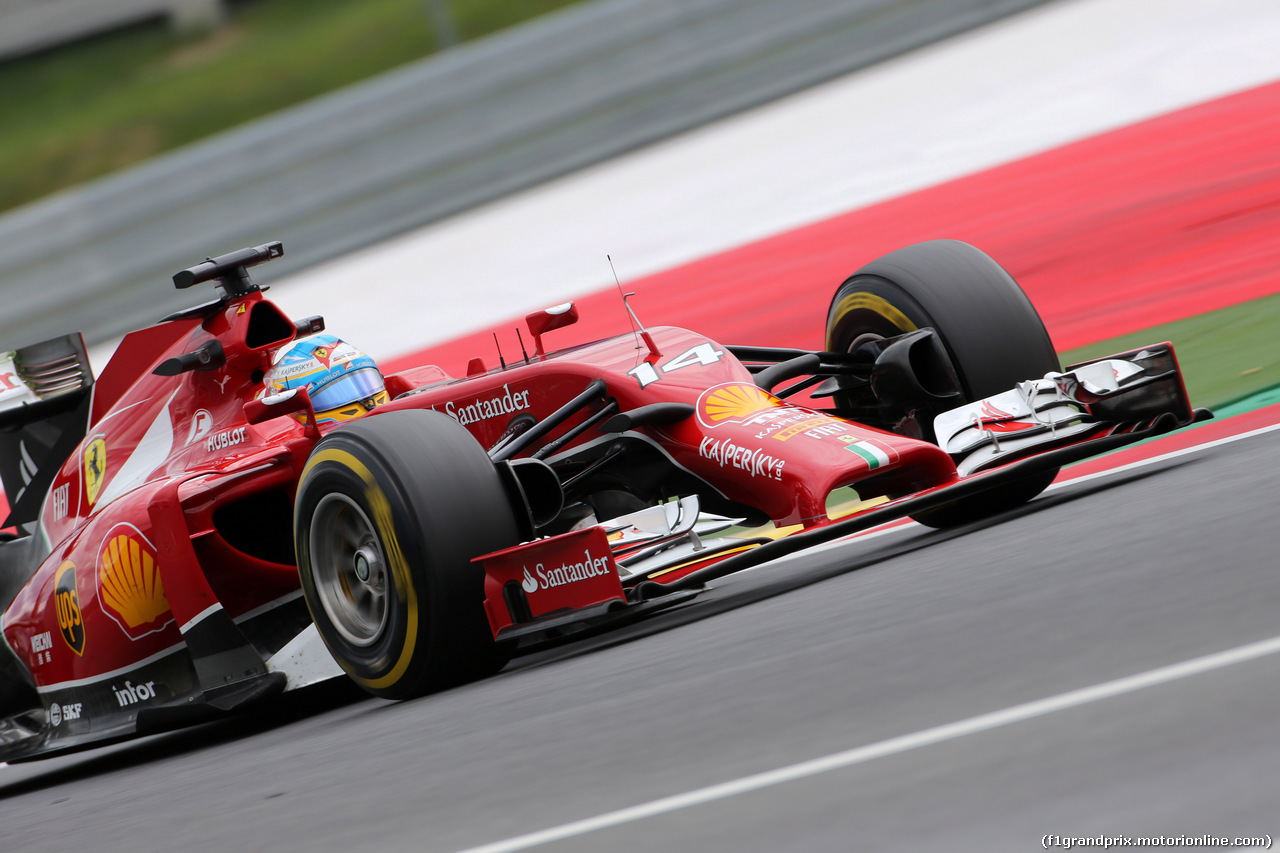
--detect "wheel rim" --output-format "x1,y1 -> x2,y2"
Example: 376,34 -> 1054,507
309,493 -> 391,648
845,331 -> 886,355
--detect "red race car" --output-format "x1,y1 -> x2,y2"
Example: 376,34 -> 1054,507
0,239 -> 1206,761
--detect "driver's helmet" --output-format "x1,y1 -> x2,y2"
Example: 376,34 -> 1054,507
267,334 -> 388,425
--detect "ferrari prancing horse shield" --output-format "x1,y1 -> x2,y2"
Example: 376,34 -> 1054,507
82,436 -> 107,506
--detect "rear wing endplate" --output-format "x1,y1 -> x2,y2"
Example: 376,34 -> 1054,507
0,334 -> 94,530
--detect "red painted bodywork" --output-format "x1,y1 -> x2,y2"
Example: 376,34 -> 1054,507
2,290 -> 957,699
477,526 -> 625,638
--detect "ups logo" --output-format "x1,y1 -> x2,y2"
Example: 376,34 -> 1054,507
54,561 -> 85,656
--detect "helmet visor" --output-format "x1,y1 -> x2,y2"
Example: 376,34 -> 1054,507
308,366 -> 386,412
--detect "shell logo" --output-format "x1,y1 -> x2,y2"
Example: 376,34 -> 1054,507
696,383 -> 782,428
97,524 -> 173,641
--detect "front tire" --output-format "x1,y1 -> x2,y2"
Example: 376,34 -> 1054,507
294,409 -> 521,699
825,240 -> 1060,528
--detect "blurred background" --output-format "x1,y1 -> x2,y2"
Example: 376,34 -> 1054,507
6,3 -> 1280,850
0,0 -> 1047,348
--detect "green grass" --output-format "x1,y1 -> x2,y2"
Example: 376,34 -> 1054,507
1058,291 -> 1280,412
0,0 -> 587,214
3,0 -> 1275,416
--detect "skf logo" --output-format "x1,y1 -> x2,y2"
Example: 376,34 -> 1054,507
83,436 -> 107,506
49,702 -> 82,727
97,524 -> 173,641
54,560 -> 85,656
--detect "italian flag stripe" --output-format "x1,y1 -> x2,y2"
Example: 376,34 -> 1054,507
847,440 -> 890,469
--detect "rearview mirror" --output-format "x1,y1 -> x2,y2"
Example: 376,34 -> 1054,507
525,302 -> 579,357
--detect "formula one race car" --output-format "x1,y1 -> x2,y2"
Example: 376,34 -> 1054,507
0,239 -> 1207,761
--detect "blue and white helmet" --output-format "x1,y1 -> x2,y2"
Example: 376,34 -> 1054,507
267,334 -> 388,425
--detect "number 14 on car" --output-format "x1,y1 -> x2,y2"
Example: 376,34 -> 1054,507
627,342 -> 725,388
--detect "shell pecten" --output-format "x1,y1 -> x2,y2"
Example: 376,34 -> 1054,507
98,524 -> 172,639
698,383 -> 780,427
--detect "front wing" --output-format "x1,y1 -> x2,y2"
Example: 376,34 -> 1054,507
474,342 -> 1209,642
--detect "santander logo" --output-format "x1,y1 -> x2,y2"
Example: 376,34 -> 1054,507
520,549 -> 613,594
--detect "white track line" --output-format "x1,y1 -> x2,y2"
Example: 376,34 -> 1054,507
265,0 -> 1280,362
779,416 -> 1280,559
458,417 -> 1280,852
85,0 -> 1280,371
460,634 -> 1280,853
1049,419 -> 1280,490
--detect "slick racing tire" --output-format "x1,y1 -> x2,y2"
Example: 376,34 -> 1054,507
295,409 -> 521,699
825,240 -> 1060,529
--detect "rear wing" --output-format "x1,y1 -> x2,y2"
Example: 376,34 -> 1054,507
0,334 -> 94,531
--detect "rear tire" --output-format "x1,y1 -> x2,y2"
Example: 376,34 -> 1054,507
295,409 -> 521,699
825,240 -> 1060,528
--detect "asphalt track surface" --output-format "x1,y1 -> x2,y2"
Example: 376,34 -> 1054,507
3,411 -> 1278,851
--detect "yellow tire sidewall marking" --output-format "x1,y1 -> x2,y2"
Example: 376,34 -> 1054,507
301,447 -> 419,690
826,292 -> 919,350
